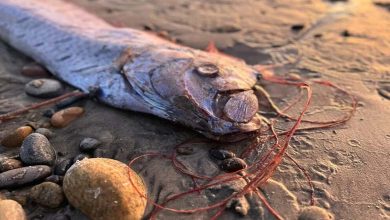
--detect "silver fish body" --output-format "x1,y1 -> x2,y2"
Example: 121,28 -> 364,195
0,0 -> 262,140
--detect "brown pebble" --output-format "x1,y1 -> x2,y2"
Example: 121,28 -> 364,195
298,206 -> 334,220
51,107 -> 84,128
21,63 -> 50,77
63,158 -> 147,220
287,73 -> 302,81
0,159 -> 23,173
1,126 -> 33,148
30,182 -> 64,208
220,158 -> 247,173
0,200 -> 26,220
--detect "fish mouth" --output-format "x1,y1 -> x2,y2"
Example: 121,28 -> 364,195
195,89 -> 262,139
213,90 -> 259,124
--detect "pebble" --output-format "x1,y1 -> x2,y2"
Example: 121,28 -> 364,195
21,63 -> 50,78
378,87 -> 390,100
220,158 -> 247,172
287,73 -> 302,81
209,149 -> 236,160
45,175 -> 64,185
51,107 -> 84,128
63,158 -> 147,220
0,199 -> 26,220
176,146 -> 194,155
54,158 -> 73,176
0,165 -> 51,189
79,138 -> 101,152
73,154 -> 89,163
25,79 -> 63,98
20,133 -> 56,166
291,24 -> 305,32
30,182 -> 65,208
1,126 -> 33,148
43,109 -> 56,118
298,206 -> 334,220
0,159 -> 23,173
35,128 -> 54,139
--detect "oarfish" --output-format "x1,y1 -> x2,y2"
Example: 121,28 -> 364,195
0,0 -> 262,140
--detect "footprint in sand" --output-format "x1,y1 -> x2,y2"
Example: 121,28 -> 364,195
379,193 -> 390,218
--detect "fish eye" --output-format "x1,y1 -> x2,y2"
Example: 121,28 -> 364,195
195,63 -> 219,77
255,72 -> 262,81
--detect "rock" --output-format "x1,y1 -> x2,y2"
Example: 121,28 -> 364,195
43,109 -> 56,118
21,63 -> 50,78
298,206 -> 334,220
30,182 -> 64,208
291,24 -> 305,32
51,107 -> 84,128
20,133 -> 56,166
0,199 -> 26,220
45,175 -> 64,185
209,149 -> 236,160
73,154 -> 89,163
35,128 -> 54,139
0,159 -> 23,173
63,158 -> 147,220
79,138 -> 101,152
1,126 -> 33,148
287,73 -> 302,81
0,165 -> 51,189
54,158 -> 73,176
220,158 -> 247,172
25,79 -> 63,98
176,146 -> 194,155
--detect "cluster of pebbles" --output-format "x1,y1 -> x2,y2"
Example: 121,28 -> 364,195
0,63 -> 146,220
0,63 -> 332,219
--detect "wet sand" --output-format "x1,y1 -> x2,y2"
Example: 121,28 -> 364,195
0,0 -> 389,219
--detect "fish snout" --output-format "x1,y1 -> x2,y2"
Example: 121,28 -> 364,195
223,90 -> 258,123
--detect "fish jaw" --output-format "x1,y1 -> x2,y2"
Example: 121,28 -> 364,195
122,46 -> 262,139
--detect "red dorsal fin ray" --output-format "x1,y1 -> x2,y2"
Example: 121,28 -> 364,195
205,41 -> 220,53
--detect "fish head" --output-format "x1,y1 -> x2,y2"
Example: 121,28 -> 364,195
126,48 -> 262,140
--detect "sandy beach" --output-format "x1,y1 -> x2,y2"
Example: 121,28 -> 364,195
0,0 -> 389,219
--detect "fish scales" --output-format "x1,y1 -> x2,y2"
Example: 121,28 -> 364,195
0,0 -> 262,140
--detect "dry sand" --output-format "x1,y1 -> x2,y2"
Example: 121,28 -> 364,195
0,0 -> 389,219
